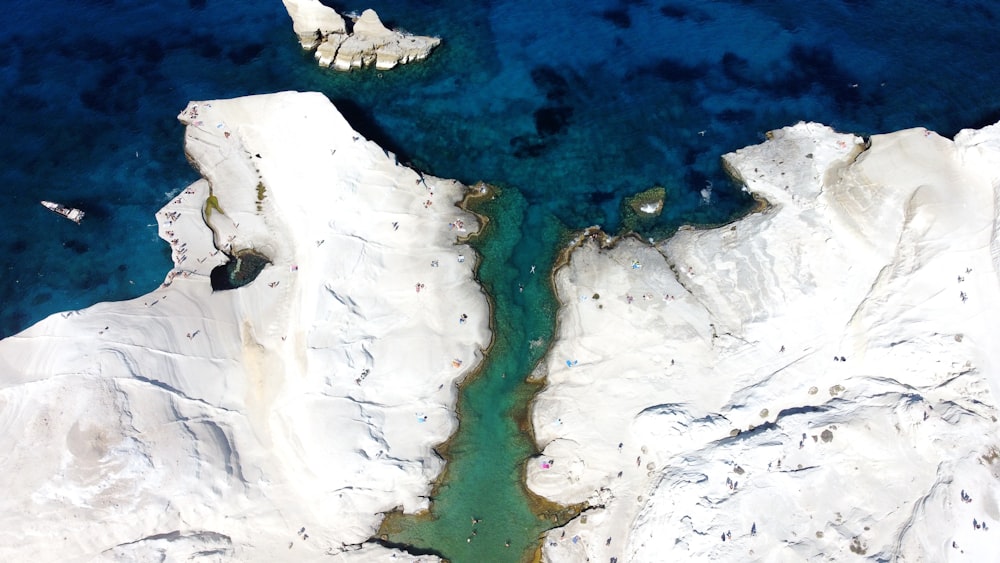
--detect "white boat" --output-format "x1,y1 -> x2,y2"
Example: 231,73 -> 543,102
41,200 -> 85,224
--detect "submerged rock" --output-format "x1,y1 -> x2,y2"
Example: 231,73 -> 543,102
621,186 -> 666,232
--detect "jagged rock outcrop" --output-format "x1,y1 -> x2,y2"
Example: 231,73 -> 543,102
282,0 -> 440,71
281,0 -> 346,49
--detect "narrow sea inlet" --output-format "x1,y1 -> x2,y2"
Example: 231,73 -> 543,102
3,0 -> 1000,560
379,180 -> 751,561
380,186 -> 573,560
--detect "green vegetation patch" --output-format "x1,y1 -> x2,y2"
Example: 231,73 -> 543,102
204,194 -> 225,218
256,182 -> 267,212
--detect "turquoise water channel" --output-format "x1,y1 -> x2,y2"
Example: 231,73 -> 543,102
381,181 -> 750,562
381,187 -> 574,562
4,1 -> 1000,561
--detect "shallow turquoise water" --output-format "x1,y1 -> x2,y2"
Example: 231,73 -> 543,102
2,1 -> 1000,560
382,186 -> 570,561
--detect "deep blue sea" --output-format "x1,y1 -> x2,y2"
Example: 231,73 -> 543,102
3,0 -> 1000,336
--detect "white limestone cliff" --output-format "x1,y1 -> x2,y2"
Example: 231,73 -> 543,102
0,91 -> 489,561
282,0 -> 440,71
528,122 -> 1000,562
281,0 -> 346,49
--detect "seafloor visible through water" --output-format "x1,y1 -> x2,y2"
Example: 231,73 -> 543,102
2,0 -> 998,560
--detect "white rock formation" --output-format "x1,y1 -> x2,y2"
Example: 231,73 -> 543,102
282,0 -> 440,71
0,91 -> 489,561
281,0 -> 346,49
528,122 -> 1000,562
